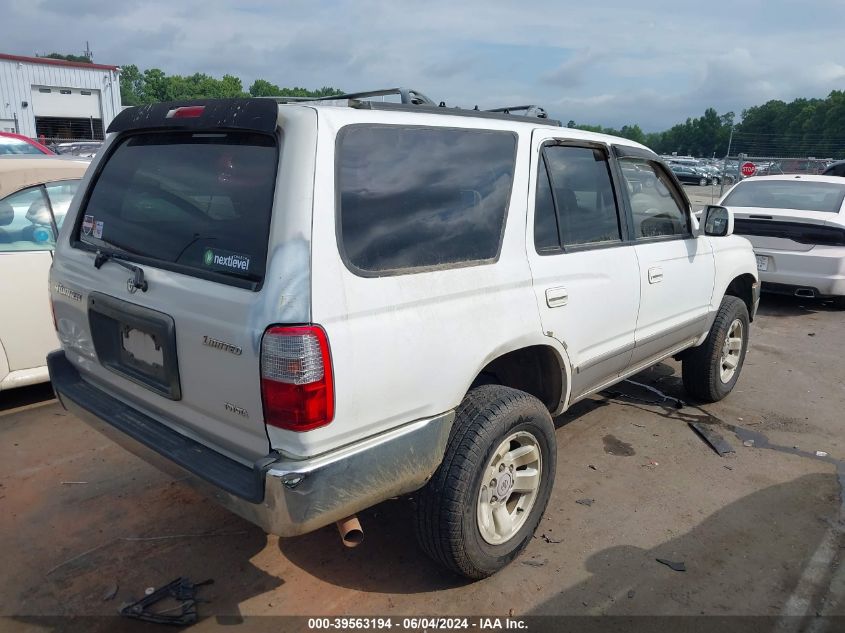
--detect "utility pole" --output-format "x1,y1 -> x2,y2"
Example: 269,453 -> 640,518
84,41 -> 93,62
720,126 -> 735,198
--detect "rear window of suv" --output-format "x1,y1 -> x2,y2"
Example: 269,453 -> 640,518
338,125 -> 517,274
76,131 -> 278,288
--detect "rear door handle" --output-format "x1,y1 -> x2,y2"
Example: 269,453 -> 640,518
648,267 -> 663,284
545,287 -> 568,308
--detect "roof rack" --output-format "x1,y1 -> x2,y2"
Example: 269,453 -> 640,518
274,87 -> 561,126
273,87 -> 435,105
486,105 -> 549,119
349,100 -> 561,126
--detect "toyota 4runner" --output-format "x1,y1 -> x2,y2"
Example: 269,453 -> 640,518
47,89 -> 759,579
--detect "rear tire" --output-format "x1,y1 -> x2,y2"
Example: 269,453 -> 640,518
682,296 -> 750,403
415,385 -> 556,579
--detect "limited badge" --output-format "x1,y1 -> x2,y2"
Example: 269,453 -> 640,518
82,215 -> 94,235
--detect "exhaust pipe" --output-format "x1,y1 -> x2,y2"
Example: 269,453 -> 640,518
336,515 -> 364,548
795,288 -> 816,298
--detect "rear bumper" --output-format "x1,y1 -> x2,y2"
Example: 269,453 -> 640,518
755,247 -> 845,297
48,351 -> 454,537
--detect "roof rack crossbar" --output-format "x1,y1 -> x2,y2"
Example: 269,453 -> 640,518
273,87 -> 435,105
486,105 -> 549,119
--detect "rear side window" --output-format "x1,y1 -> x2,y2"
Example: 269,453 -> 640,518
338,125 -> 517,274
77,132 -> 278,287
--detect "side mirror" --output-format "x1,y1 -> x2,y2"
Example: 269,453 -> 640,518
703,205 -> 734,237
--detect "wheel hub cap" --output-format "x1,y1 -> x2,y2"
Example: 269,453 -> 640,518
496,472 -> 513,498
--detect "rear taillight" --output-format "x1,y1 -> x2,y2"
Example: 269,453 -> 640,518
260,325 -> 334,432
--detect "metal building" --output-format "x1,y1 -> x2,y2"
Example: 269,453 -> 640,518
0,53 -> 121,142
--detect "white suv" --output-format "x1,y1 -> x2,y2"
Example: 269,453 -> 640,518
47,90 -> 759,579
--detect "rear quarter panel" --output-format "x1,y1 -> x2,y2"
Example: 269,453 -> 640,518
280,110 -> 551,458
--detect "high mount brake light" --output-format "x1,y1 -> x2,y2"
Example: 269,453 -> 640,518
165,105 -> 206,119
260,325 -> 334,432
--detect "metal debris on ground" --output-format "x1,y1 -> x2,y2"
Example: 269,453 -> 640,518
656,558 -> 686,572
743,439 -> 755,447
588,464 -> 598,471
120,577 -> 213,625
102,582 -> 119,602
816,451 -> 829,457
688,422 -> 736,456
541,533 -> 562,544
60,481 -> 88,485
642,459 -> 659,468
521,558 -> 547,568
627,590 -> 635,599
575,498 -> 595,507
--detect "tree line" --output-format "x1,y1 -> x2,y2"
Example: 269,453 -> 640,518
40,54 -> 845,159
571,90 -> 845,159
118,64 -> 342,105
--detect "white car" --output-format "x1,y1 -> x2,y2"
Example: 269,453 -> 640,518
0,157 -> 87,391
720,175 -> 845,305
47,91 -> 758,579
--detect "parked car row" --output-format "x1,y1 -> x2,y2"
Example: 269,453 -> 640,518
663,156 -> 736,186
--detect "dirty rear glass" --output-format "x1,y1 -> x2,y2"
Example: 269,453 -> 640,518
723,180 -> 845,213
76,131 -> 277,286
338,125 -> 517,274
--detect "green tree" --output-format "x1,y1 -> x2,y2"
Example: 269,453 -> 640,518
44,52 -> 91,63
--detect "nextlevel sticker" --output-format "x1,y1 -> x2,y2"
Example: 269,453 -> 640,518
203,248 -> 250,272
82,215 -> 94,235
93,221 -> 104,239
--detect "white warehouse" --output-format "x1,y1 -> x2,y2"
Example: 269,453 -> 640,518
0,53 -> 121,141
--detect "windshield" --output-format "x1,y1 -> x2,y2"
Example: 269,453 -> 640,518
76,131 -> 278,285
723,180 -> 845,213
0,137 -> 44,155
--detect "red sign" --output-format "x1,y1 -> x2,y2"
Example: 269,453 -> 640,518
741,162 -> 757,177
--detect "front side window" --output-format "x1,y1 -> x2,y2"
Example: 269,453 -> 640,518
338,125 -> 517,274
620,158 -> 690,238
0,186 -> 56,252
540,145 -> 622,248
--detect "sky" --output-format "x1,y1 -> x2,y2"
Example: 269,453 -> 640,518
2,0 -> 845,131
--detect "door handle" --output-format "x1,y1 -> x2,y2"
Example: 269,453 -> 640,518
648,267 -> 663,284
545,287 -> 568,308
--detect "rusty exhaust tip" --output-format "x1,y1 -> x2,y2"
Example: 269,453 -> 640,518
336,515 -> 363,548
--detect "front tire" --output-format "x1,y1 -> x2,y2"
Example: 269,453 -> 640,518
682,296 -> 750,402
415,385 -> 556,579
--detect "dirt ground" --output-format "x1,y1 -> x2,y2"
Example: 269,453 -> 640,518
2,293 -> 845,631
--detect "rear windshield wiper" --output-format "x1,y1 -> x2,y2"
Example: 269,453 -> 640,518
94,250 -> 148,292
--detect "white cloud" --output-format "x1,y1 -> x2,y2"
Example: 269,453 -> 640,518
1,0 -> 843,130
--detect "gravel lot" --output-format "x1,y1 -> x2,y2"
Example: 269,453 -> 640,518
2,293 -> 844,631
